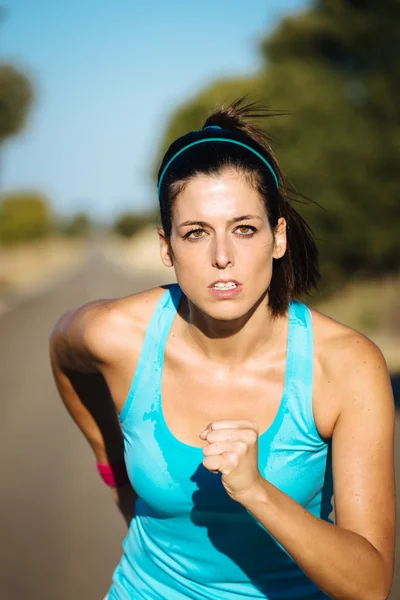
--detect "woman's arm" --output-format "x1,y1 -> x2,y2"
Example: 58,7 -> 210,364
49,304 -> 138,525
239,336 -> 395,600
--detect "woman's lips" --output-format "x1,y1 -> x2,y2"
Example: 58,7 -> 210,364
208,284 -> 243,299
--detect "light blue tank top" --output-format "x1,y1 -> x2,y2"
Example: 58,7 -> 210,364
107,284 -> 333,600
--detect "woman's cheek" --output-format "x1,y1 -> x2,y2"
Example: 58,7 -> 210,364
171,244 -> 206,282
178,241 -> 209,266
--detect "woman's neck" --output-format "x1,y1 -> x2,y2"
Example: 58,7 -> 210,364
179,293 -> 288,365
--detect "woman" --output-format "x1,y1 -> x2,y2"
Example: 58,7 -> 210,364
49,99 -> 395,600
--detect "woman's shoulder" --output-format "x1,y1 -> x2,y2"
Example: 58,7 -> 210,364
108,284 -> 174,323
97,283 -> 174,331
74,284 -> 175,366
309,305 -> 386,366
308,305 -> 390,408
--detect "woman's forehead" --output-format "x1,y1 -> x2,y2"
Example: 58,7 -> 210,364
173,171 -> 265,220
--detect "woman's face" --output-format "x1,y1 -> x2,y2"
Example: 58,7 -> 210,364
159,169 -> 286,321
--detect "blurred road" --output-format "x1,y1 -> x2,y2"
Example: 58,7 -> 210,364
0,245 -> 399,600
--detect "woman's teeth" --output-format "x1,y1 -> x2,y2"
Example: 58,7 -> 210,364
213,282 -> 237,289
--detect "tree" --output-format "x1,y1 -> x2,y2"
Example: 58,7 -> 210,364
156,0 -> 400,289
0,64 -> 33,144
113,211 -> 157,238
59,212 -> 93,237
0,191 -> 52,244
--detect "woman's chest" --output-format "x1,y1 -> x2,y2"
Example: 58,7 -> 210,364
161,351 -> 338,449
123,351 -> 335,518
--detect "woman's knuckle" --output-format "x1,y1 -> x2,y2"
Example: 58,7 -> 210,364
235,440 -> 247,453
246,429 -> 258,443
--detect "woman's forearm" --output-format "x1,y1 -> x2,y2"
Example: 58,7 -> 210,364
49,346 -> 138,524
49,347 -> 110,461
240,478 -> 390,600
49,326 -> 127,461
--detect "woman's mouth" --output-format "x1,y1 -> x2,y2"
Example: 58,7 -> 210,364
208,280 -> 243,298
212,281 -> 237,289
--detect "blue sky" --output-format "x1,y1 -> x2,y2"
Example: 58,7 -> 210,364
2,0 -> 309,223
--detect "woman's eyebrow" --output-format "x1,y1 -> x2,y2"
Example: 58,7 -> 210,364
178,215 -> 263,228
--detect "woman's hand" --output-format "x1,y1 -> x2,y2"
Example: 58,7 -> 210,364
199,419 -> 264,504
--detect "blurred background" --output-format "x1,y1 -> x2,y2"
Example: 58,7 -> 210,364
0,1 -> 399,599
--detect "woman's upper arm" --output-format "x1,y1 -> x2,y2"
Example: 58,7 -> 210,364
331,334 -> 396,584
49,300 -> 120,373
49,286 -> 168,374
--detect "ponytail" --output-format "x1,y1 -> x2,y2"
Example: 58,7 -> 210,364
269,199 -> 319,314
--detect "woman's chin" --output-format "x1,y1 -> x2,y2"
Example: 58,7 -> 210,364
180,283 -> 268,323
202,298 -> 251,323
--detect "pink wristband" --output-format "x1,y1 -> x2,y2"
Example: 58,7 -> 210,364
96,461 -> 130,487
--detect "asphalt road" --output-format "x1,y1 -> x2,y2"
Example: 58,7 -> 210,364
0,247 -> 399,600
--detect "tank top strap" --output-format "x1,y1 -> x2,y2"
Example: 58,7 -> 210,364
155,283 -> 183,364
119,284 -> 182,424
287,300 -> 313,386
284,300 -> 323,443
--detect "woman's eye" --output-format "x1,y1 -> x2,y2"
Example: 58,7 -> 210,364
184,225 -> 256,240
185,229 -> 205,240
236,225 -> 256,235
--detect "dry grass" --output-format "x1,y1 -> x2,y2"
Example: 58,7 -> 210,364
313,276 -> 400,372
0,236 -> 89,294
313,277 -> 400,333
104,226 -> 176,281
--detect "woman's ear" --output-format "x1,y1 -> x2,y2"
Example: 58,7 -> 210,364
273,217 -> 287,259
158,228 -> 174,267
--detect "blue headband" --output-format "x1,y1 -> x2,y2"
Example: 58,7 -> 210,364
158,126 -> 279,195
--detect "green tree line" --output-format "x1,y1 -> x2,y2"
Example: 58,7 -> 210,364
155,0 -> 400,291
0,190 -> 97,244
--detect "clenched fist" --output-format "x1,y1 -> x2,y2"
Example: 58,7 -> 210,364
199,419 -> 264,504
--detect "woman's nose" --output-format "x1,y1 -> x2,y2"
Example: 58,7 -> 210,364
212,236 -> 233,269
